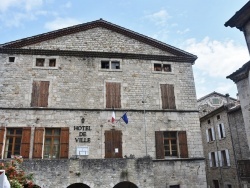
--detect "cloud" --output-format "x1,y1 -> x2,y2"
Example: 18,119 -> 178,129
44,17 -> 81,30
177,28 -> 190,35
183,37 -> 249,77
0,0 -> 43,12
145,9 -> 170,26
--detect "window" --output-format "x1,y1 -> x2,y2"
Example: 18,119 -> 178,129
211,97 -> 221,106
33,127 -> 69,159
206,127 -> 215,142
9,57 -> 15,62
106,82 -> 121,108
3,128 -> 31,159
34,57 -> 58,69
209,151 -> 218,167
208,119 -> 211,124
155,131 -> 188,159
49,59 -> 56,67
36,58 -> 45,67
44,129 -> 60,159
218,150 -> 230,167
217,115 -> 221,120
169,185 -> 180,188
154,63 -> 171,72
160,84 -> 176,109
225,184 -> 232,188
217,123 -> 225,139
101,60 -> 120,70
31,81 -> 50,107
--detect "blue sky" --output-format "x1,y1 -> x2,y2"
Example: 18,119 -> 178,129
0,0 -> 249,99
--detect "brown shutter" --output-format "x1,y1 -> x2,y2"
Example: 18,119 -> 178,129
39,81 -> 49,107
161,84 -> 176,109
113,130 -> 122,158
178,131 -> 188,158
31,81 -> 39,107
0,127 -> 5,158
155,131 -> 164,159
31,81 -> 49,107
21,127 -> 31,158
33,128 -> 44,158
106,82 -> 121,108
60,128 -> 69,159
105,130 -> 113,158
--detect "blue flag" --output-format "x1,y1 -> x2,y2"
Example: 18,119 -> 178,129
121,113 -> 128,124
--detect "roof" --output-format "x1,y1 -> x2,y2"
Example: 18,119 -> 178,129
225,1 -> 250,30
226,60 -> 250,83
0,19 -> 197,62
197,91 -> 237,102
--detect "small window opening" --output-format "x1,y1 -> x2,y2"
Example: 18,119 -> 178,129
9,57 -> 15,62
208,119 -> 211,124
217,115 -> 220,120
212,98 -> 220,105
101,61 -> 109,69
49,59 -> 56,67
163,64 -> 171,72
169,185 -> 180,188
111,61 -> 120,69
154,64 -> 162,71
36,58 -> 45,67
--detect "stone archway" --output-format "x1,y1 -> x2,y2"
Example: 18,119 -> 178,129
113,181 -> 138,188
67,183 -> 90,188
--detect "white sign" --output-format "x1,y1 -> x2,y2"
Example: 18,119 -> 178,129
115,148 -> 119,153
76,146 -> 89,156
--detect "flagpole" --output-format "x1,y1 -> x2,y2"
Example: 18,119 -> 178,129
142,76 -> 148,156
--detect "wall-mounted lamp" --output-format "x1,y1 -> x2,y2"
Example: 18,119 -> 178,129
81,118 -> 85,124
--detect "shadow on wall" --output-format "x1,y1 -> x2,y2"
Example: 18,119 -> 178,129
66,181 -> 138,188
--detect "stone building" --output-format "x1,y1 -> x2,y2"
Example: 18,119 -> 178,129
198,91 -> 250,188
0,19 -> 207,188
225,1 -> 250,186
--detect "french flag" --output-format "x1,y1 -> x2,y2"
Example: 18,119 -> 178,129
112,111 -> 115,123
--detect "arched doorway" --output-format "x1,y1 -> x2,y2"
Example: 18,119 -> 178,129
113,181 -> 138,188
67,183 -> 90,188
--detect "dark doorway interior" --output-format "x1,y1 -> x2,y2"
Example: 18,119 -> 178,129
113,181 -> 138,188
67,183 -> 90,188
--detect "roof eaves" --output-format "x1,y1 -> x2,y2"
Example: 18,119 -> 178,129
226,60 -> 250,83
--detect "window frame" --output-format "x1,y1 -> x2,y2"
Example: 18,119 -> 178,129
218,149 -> 230,167
152,62 -> 173,73
209,151 -> 218,167
4,128 -> 23,158
100,59 -> 122,71
43,128 -> 61,159
206,127 -> 215,142
8,56 -> 16,63
218,123 -> 226,139
33,56 -> 59,69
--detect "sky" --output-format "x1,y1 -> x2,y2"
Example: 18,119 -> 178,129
0,0 -> 249,99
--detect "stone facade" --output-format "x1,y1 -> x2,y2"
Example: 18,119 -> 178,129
0,19 -> 206,188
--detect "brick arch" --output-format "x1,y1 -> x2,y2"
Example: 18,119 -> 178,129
113,181 -> 138,188
67,183 -> 90,188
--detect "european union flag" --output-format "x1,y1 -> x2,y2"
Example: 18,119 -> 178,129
121,113 -> 128,124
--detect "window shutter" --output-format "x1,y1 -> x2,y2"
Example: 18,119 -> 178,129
217,124 -> 221,140
31,81 -> 39,107
215,151 -> 219,167
155,131 -> 164,159
106,82 -> 121,108
0,127 -> 5,158
39,81 -> 49,107
105,131 -> 113,158
113,130 -> 122,158
33,128 -> 44,158
218,151 -> 222,167
178,131 -> 188,158
208,152 -> 212,167
211,127 -> 215,141
60,128 -> 69,158
21,127 -> 31,158
206,129 -> 209,142
225,149 -> 230,166
31,81 -> 49,107
222,123 -> 225,138
160,84 -> 176,109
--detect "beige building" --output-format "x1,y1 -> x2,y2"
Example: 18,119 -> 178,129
198,92 -> 250,188
0,19 -> 207,188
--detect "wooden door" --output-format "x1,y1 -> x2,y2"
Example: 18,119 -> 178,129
105,130 -> 122,158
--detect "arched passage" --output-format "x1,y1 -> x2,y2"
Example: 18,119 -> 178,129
113,181 -> 138,188
67,183 -> 90,188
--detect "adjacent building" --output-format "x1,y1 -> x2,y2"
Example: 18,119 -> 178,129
198,92 -> 250,188
0,19 -> 207,188
225,1 -> 250,186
